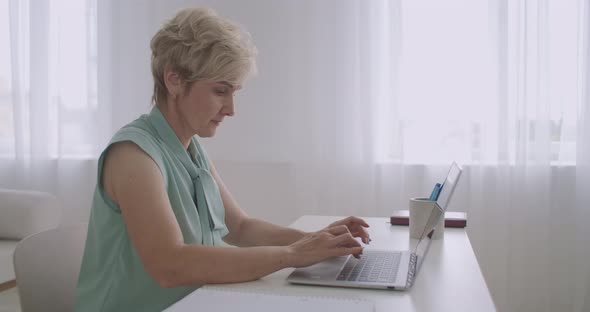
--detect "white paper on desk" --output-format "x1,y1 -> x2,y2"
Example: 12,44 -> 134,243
164,286 -> 375,312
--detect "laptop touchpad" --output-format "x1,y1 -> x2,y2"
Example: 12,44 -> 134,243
290,256 -> 349,280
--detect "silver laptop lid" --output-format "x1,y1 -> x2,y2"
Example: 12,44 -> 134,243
434,162 -> 462,212
413,163 -> 463,268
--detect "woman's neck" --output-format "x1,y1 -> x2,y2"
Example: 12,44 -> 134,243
157,104 -> 192,149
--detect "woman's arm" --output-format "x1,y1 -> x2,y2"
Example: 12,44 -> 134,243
102,142 -> 362,288
209,161 -> 309,247
210,161 -> 370,247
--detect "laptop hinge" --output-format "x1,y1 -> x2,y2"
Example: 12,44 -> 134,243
406,253 -> 417,288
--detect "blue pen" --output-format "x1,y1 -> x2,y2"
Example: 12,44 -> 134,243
429,183 -> 442,201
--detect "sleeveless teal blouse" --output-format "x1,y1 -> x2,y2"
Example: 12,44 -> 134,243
75,106 -> 229,311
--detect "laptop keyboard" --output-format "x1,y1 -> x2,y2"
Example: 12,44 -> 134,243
336,250 -> 402,283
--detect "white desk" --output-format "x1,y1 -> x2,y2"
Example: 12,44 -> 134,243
180,215 -> 496,312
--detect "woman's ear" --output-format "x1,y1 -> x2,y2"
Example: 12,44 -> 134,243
163,67 -> 183,98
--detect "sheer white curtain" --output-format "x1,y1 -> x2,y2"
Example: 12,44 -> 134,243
465,0 -> 590,311
203,1 -> 589,311
576,3 -> 590,312
246,0 -> 403,219
179,0 -> 426,223
576,7 -> 590,306
0,0 -> 105,223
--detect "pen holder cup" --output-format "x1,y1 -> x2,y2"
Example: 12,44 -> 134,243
409,198 -> 444,240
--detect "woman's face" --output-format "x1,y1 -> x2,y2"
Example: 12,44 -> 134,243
176,80 -> 238,138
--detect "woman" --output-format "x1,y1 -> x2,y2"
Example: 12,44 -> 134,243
75,7 -> 370,311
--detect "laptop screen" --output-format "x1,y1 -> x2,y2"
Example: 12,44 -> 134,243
435,163 -> 462,210
414,163 -> 463,267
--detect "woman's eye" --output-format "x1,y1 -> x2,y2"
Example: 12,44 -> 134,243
215,88 -> 228,95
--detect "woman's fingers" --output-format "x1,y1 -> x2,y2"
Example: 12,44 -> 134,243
332,232 -> 361,248
333,246 -> 364,258
289,231 -> 366,267
351,226 -> 371,244
323,225 -> 350,236
348,216 -> 370,228
325,226 -> 370,244
327,216 -> 371,244
331,216 -> 370,228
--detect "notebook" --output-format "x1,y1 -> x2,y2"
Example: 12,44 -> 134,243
287,162 -> 463,290
163,286 -> 375,312
390,210 -> 467,227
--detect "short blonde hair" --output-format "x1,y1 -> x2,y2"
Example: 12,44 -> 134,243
150,7 -> 257,106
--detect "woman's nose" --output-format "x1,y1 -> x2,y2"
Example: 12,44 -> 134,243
224,97 -> 235,116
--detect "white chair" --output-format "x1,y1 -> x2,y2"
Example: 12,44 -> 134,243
13,223 -> 88,312
0,189 -> 60,285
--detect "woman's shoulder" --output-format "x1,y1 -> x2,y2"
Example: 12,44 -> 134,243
112,114 -> 155,140
102,114 -> 168,174
109,115 -> 170,154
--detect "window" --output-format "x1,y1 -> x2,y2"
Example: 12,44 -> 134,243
384,0 -> 579,165
0,0 -> 98,159
0,0 -> 14,157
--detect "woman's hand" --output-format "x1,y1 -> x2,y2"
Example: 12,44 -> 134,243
287,226 -> 363,268
324,216 -> 371,244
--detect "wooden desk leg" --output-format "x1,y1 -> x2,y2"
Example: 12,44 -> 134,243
0,280 -> 16,292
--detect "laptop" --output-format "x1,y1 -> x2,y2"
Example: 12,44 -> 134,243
287,162 -> 463,290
